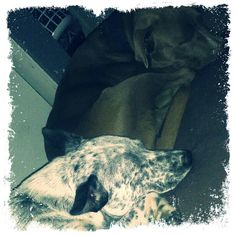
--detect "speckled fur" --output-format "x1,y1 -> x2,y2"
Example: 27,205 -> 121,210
10,135 -> 191,230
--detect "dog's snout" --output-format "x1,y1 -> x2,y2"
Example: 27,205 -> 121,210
181,150 -> 192,168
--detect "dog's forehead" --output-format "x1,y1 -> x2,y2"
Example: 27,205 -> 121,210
82,135 -> 145,151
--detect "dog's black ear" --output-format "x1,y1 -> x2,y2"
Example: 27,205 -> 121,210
70,174 -> 108,215
42,127 -> 83,161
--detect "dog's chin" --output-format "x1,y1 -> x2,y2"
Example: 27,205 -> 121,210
159,168 -> 192,194
136,52 -> 187,72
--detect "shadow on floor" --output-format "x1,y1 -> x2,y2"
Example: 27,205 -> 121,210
165,55 -> 229,223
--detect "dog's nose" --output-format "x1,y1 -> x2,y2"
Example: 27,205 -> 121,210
181,150 -> 192,168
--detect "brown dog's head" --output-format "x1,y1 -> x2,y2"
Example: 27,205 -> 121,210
125,7 -> 222,71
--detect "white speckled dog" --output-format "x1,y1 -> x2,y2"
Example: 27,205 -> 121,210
10,129 -> 192,230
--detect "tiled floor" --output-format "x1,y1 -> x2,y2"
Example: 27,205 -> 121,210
9,70 -> 50,187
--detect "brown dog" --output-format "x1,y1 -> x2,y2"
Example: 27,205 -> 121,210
45,7 -> 221,161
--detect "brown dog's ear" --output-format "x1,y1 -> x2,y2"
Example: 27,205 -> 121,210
70,175 -> 108,215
